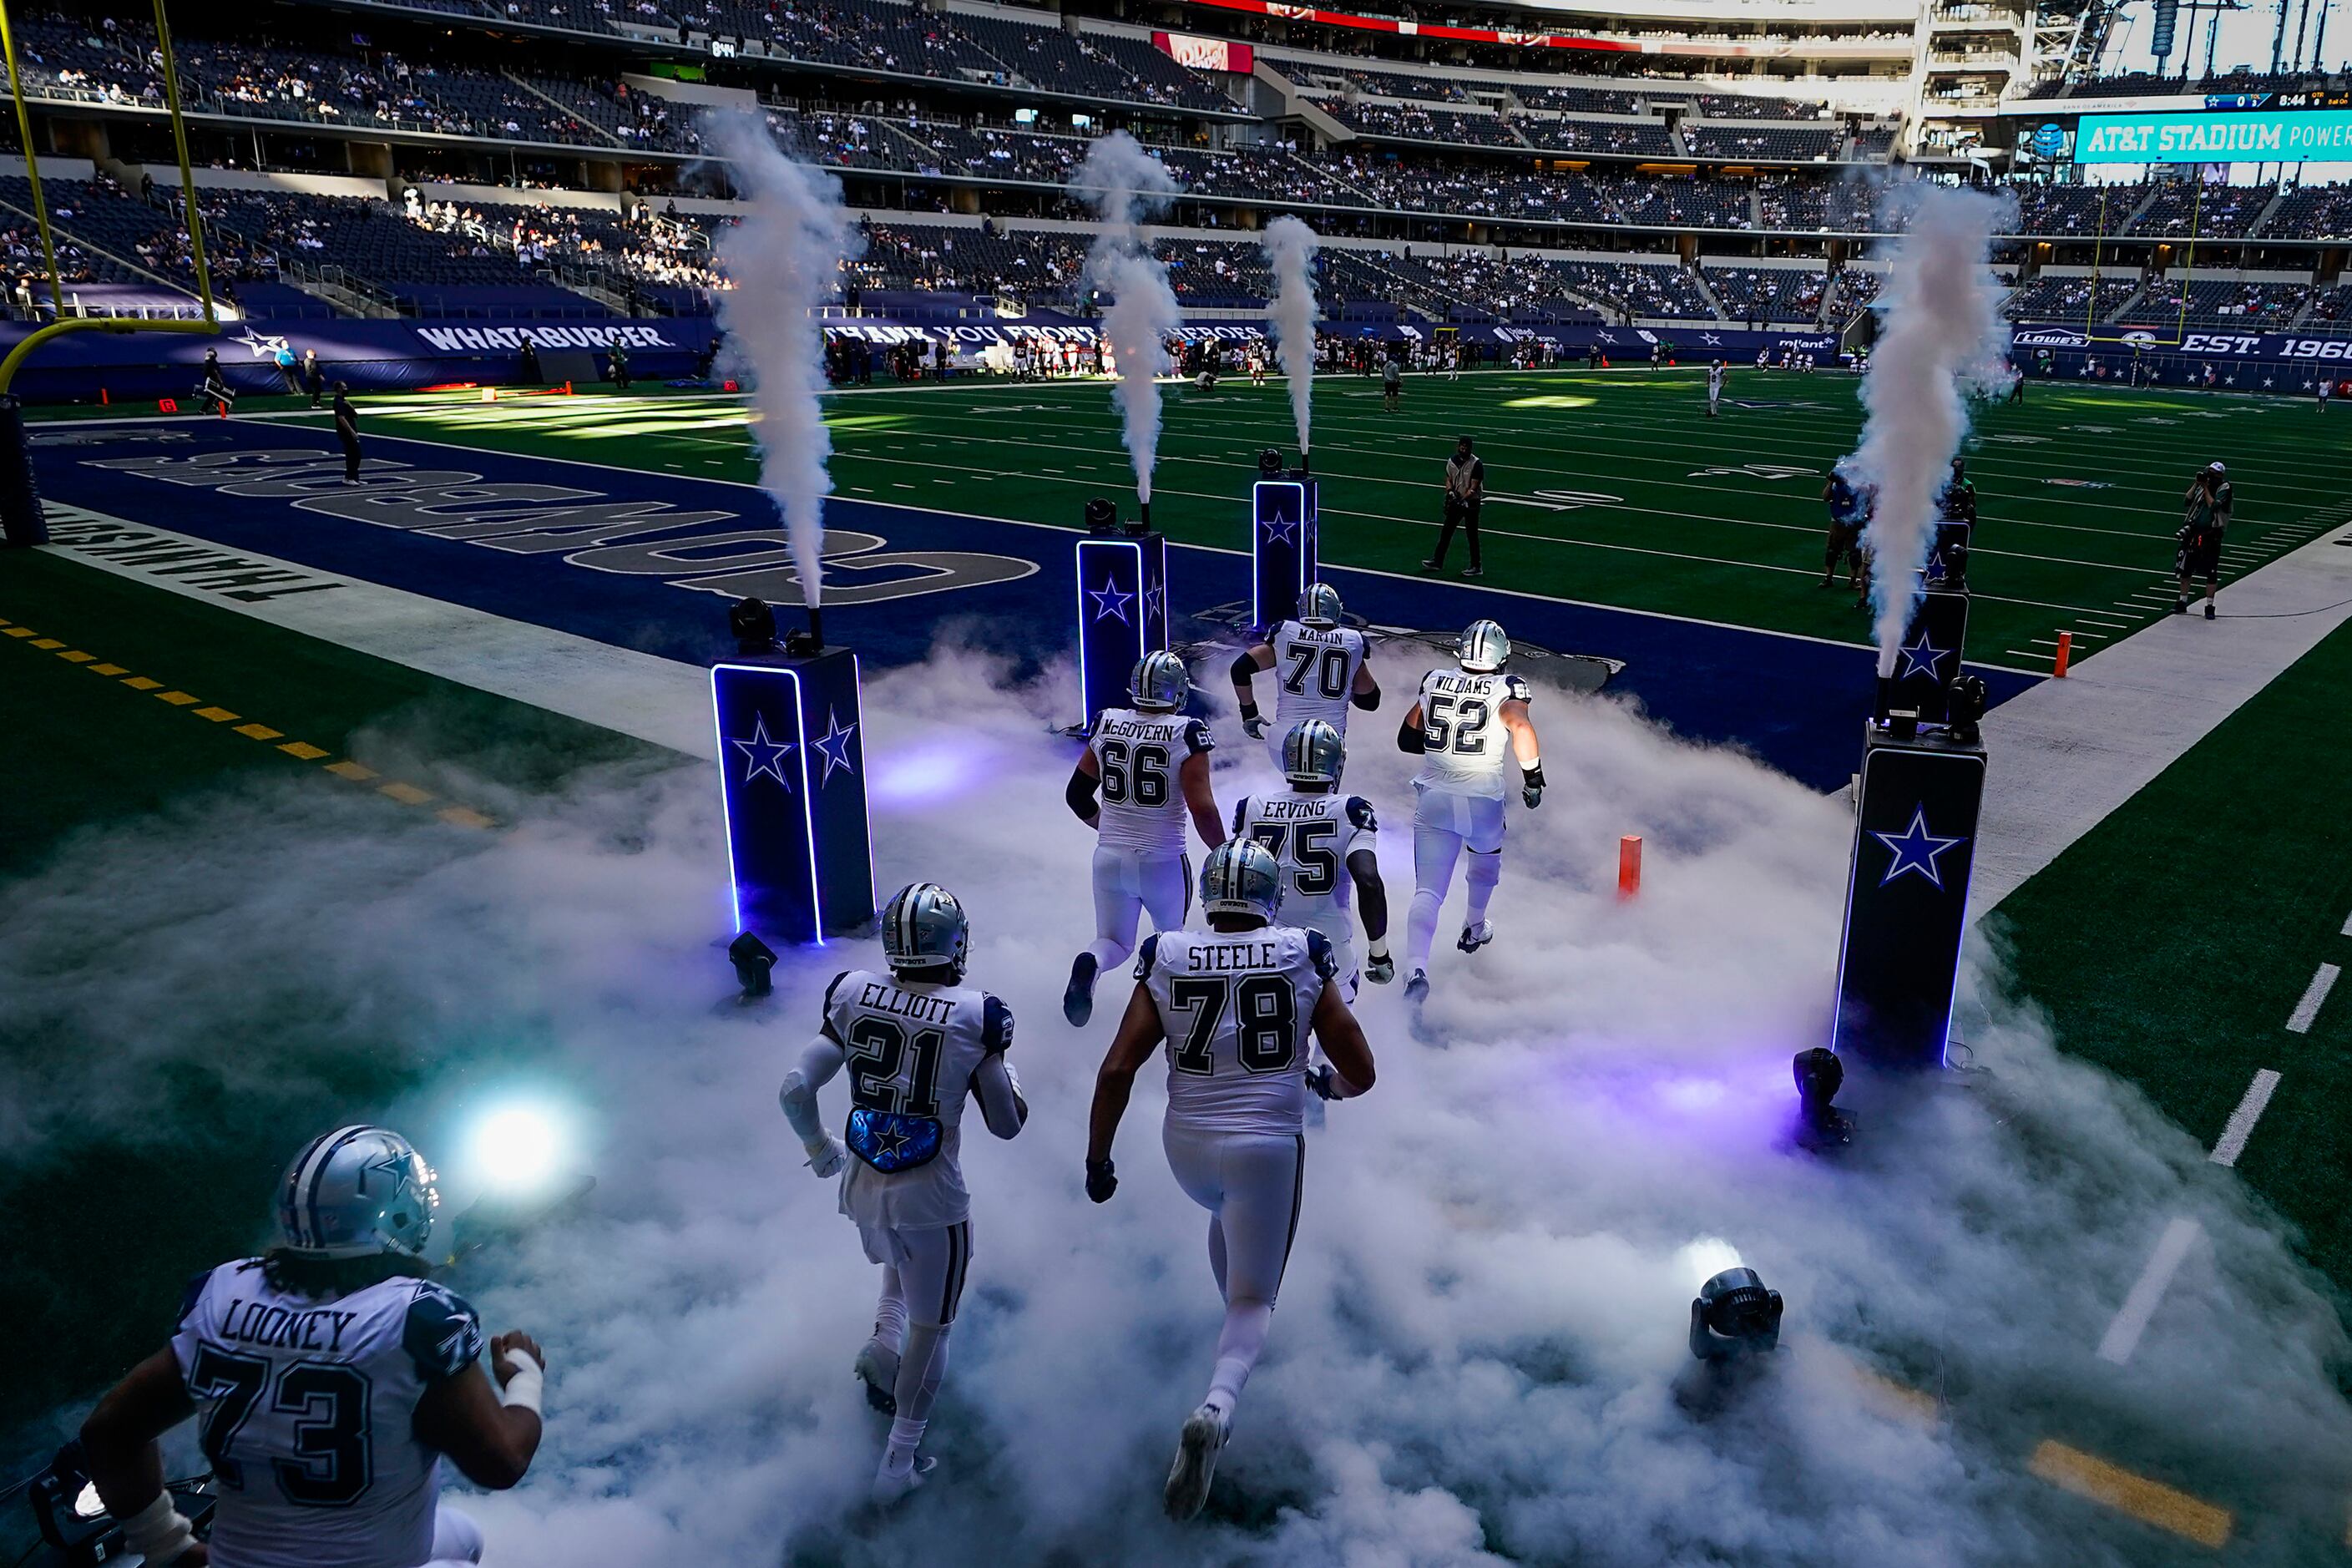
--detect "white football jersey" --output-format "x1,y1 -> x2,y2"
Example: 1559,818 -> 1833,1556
1231,789 -> 1377,943
1414,668 -> 1533,800
822,968 -> 1013,1232
1707,366 -> 1724,395
1139,926 -> 1335,1136
1088,707 -> 1213,857
170,1262 -> 483,1568
1267,620 -> 1368,734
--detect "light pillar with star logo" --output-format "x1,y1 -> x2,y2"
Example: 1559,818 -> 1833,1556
1828,726 -> 1986,1070
1075,525 -> 1169,729
711,650 -> 876,947
1250,469 -> 1317,631
1879,588 -> 1970,727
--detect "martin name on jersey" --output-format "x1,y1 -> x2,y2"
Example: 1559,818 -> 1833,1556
1137,927 -> 1338,1136
1088,709 -> 1215,856
1415,669 -> 1533,798
1268,621 -> 1368,731
172,1262 -> 483,1568
822,968 -> 1014,1232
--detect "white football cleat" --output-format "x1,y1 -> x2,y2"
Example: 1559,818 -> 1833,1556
853,1342 -> 899,1414
1164,1404 -> 1231,1520
1457,920 -> 1494,953
871,1452 -> 937,1506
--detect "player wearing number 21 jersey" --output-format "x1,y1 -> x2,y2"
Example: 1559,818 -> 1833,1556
1083,838 -> 1378,1522
1063,650 -> 1226,1028
1397,619 -> 1545,1002
1231,583 -> 1378,768
76,1125 -> 546,1568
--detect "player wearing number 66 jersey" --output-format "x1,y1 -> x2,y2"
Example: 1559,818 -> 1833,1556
1397,620 -> 1543,1001
779,883 -> 1028,1503
1064,650 -> 1225,1027
1230,719 -> 1392,999
1084,839 -> 1377,1521
75,1125 -> 546,1568
1229,583 -> 1378,768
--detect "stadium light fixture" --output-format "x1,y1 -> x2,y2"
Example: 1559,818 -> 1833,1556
467,1102 -> 571,1201
1689,1267 -> 1784,1362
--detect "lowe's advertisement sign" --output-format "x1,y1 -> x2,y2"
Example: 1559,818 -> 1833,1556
2076,109 -> 2352,164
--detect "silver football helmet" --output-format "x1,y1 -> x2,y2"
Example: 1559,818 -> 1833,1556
1130,650 -> 1190,712
881,881 -> 969,980
1201,837 -> 1283,923
1458,618 -> 1510,674
1298,582 -> 1343,629
275,1125 -> 439,1262
1282,718 -> 1345,787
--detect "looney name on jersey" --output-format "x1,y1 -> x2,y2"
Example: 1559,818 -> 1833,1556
216,1297 -> 364,1353
1182,941 -> 1283,974
856,981 -> 955,1024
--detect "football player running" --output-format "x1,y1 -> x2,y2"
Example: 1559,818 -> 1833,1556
1064,650 -> 1225,1026
1230,719 -> 1391,999
778,882 -> 1027,1503
1083,838 -> 1377,1520
1229,583 -> 1378,770
1396,620 -> 1543,1000
77,1126 -> 545,1568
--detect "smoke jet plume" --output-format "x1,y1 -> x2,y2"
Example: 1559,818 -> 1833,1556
1850,185 -> 2011,675
1261,215 -> 1319,458
1071,133 -> 1181,506
709,114 -> 861,609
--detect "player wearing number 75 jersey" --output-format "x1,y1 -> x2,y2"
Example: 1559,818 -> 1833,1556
1397,619 -> 1543,1001
1084,838 -> 1377,1521
1231,719 -> 1392,999
1063,650 -> 1226,1027
1229,583 -> 1378,768
76,1125 -> 545,1568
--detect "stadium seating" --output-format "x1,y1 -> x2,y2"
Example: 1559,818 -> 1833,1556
2000,274 -> 2137,321
2254,183 -> 2352,240
1323,102 -> 1526,149
1519,119 -> 1677,158
2127,181 -> 2271,238
1681,124 -> 1844,161
1702,264 -> 1828,324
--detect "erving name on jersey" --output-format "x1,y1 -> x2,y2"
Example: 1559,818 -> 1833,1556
856,981 -> 955,1024
1252,797 -> 1336,822
216,1297 -> 365,1353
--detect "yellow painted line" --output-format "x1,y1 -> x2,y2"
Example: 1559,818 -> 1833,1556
278,741 -> 330,761
2027,1439 -> 2232,1549
193,706 -> 240,723
325,760 -> 378,782
123,675 -> 163,690
1851,1368 -> 1939,1429
154,690 -> 202,706
56,650 -> 94,663
234,722 -> 284,741
89,662 -> 129,676
378,781 -> 435,806
437,806 -> 495,830
3,626 -> 38,638
28,637 -> 63,650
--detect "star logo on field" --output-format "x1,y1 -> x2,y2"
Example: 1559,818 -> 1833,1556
811,708 -> 861,785
731,714 -> 797,790
1090,575 -> 1134,624
1898,630 -> 1951,683
1260,511 -> 1298,545
1873,806 -> 1967,890
233,327 -> 290,359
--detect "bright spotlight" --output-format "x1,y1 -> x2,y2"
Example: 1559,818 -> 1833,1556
468,1104 -> 567,1198
1675,1237 -> 1743,1289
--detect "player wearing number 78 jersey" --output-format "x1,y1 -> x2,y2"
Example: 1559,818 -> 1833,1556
1397,619 -> 1543,1001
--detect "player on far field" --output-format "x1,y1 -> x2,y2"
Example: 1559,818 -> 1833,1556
1065,650 -> 1225,1026
1706,358 -> 1725,417
78,1126 -> 545,1568
779,883 -> 1027,1503
1821,463 -> 1868,592
1230,583 -> 1379,770
2175,460 -> 2232,620
1232,720 -> 1391,999
1084,837 -> 1377,1521
1396,620 -> 1542,1001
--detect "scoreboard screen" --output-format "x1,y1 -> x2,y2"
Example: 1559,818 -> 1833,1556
2077,109 -> 2352,163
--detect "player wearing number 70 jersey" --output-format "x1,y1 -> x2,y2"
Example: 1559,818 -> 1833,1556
1397,619 -> 1543,1001
1083,838 -> 1377,1521
1230,719 -> 1392,999
75,1125 -> 546,1568
1229,583 -> 1378,768
1063,650 -> 1226,1027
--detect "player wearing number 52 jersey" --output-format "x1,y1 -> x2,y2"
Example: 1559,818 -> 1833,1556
780,883 -> 1028,1503
1064,650 -> 1225,1027
1230,583 -> 1378,767
1398,619 -> 1544,1001
76,1126 -> 546,1568
1230,719 -> 1392,999
1084,839 -> 1377,1522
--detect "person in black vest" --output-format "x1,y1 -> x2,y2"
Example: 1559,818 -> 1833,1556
1424,436 -> 1486,579
333,382 -> 362,483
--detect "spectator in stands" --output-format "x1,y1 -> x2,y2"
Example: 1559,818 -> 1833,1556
1424,435 -> 1485,579
333,382 -> 362,483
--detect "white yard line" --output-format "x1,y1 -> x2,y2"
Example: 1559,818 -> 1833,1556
2286,964 -> 2341,1034
2209,1070 -> 2283,1168
2097,1216 -> 2203,1366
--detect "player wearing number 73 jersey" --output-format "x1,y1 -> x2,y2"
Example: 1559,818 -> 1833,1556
1083,839 -> 1377,1521
75,1125 -> 546,1568
1229,583 -> 1378,768
1397,619 -> 1544,1001
1063,650 -> 1225,1027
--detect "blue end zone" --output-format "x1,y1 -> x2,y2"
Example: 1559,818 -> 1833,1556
33,420 -> 2035,792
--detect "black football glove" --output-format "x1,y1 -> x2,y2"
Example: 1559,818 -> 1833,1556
1240,707 -> 1267,741
1085,1157 -> 1118,1204
1521,761 -> 1545,811
1307,1065 -> 1343,1101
